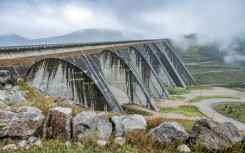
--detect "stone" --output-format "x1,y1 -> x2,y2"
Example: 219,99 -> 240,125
111,115 -> 147,137
33,139 -> 42,148
149,122 -> 189,144
4,86 -> 26,104
114,137 -> 126,147
0,106 -> 45,138
73,111 -> 112,141
2,144 -> 18,150
96,140 -> 109,147
18,140 -> 28,148
54,97 -> 73,106
177,144 -> 191,153
43,107 -> 72,140
189,118 -> 244,151
97,113 -> 112,140
0,70 -> 16,87
28,136 -> 37,144
65,141 -> 71,147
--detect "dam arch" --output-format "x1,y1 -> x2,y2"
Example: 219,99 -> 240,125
25,58 -> 110,111
100,50 -> 151,108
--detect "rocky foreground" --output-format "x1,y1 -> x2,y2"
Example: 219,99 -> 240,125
0,70 -> 244,152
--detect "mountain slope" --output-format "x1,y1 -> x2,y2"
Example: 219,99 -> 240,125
0,29 -> 143,47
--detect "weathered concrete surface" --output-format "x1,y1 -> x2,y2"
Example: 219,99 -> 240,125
0,39 -> 195,112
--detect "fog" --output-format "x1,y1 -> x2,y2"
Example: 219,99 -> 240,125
0,0 -> 245,65
0,0 -> 244,40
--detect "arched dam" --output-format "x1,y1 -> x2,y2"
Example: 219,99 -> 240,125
0,39 -> 195,113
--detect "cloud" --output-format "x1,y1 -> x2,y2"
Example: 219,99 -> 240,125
0,0 -> 244,40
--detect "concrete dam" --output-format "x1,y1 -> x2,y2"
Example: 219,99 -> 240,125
0,39 -> 195,113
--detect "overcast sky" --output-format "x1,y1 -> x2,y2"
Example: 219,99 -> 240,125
0,0 -> 245,40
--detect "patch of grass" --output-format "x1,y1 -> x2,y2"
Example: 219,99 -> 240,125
167,87 -> 190,95
190,95 -> 240,103
17,80 -> 86,116
160,105 -> 207,118
169,95 -> 185,101
187,85 -> 213,90
122,105 -> 152,116
213,102 -> 245,123
231,88 -> 245,92
146,117 -> 196,132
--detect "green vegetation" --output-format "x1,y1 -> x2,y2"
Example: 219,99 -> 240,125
213,102 -> 245,123
160,105 -> 207,117
232,88 -> 245,92
122,105 -> 152,116
169,95 -> 185,101
187,85 -> 213,90
190,95 -> 240,103
167,87 -> 190,95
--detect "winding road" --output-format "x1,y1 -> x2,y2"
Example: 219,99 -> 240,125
199,98 -> 245,129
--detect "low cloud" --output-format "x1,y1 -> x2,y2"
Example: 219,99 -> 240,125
0,0 -> 244,40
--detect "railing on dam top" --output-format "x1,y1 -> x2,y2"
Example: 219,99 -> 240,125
0,39 -> 166,52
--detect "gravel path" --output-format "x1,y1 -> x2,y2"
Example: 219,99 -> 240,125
198,98 -> 245,129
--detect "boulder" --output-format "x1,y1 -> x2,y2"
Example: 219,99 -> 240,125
0,86 -> 26,104
0,106 -> 45,138
149,122 -> 189,144
43,107 -> 72,140
177,144 -> 191,152
73,112 -> 112,141
189,118 -> 244,151
111,114 -> 147,137
0,70 -> 17,87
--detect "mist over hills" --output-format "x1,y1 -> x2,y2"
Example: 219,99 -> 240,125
0,29 -> 144,47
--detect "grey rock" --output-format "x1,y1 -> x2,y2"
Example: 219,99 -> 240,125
111,115 -> 147,137
25,145 -> 30,150
114,137 -> 126,147
43,107 -> 72,140
2,144 -> 18,150
0,106 -> 45,138
177,144 -> 191,153
0,70 -> 16,87
18,140 -> 28,148
73,111 -> 112,141
2,86 -> 26,104
149,122 -> 189,144
189,118 -> 244,151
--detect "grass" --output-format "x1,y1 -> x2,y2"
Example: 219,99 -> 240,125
160,105 -> 207,118
213,102 -> 245,123
17,80 -> 86,116
167,87 -> 190,95
231,88 -> 245,92
186,65 -> 245,85
187,85 -> 213,90
122,105 -> 152,116
190,95 -> 240,103
169,95 -> 185,101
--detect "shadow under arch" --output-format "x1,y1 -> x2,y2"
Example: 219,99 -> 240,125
100,50 -> 152,109
143,44 -> 175,87
127,46 -> 168,99
25,58 -> 110,111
